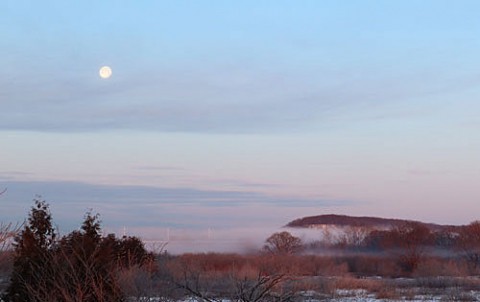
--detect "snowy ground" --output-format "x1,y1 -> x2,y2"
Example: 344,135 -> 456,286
326,288 -> 480,301
140,288 -> 480,301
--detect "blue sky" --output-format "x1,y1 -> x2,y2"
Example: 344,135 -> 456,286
1,1 -> 480,250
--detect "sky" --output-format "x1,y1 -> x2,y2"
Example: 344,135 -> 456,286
1,1 -> 480,252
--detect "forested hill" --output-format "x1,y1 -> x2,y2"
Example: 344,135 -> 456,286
286,214 -> 456,231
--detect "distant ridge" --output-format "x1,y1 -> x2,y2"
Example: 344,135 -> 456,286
286,214 -> 457,231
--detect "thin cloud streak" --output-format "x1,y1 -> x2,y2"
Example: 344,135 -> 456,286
0,180 -> 353,207
135,165 -> 186,172
1,65 -> 476,134
0,179 -> 356,230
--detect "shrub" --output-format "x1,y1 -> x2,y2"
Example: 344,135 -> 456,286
3,200 -> 155,302
4,198 -> 56,302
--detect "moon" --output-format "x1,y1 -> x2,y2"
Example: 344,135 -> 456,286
99,66 -> 112,79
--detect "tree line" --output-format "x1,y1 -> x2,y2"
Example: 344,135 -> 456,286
2,198 -> 155,301
304,220 -> 480,275
1,196 -> 480,301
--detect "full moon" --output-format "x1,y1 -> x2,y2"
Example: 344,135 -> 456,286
99,66 -> 112,79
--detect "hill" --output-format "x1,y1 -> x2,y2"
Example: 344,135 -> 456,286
286,214 -> 457,231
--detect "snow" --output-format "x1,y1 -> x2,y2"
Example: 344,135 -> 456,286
144,289 -> 480,302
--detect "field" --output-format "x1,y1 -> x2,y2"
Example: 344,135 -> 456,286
2,204 -> 480,301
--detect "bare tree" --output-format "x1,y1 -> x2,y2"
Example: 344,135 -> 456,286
0,189 -> 20,248
393,222 -> 431,273
263,231 -> 303,255
0,222 -> 20,293
0,222 -> 19,252
457,221 -> 480,272
168,254 -> 295,302
233,273 -> 292,302
168,254 -> 221,301
0,190 -> 13,250
335,226 -> 371,249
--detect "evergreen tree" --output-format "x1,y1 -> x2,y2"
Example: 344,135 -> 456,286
4,199 -> 155,301
57,212 -> 125,301
4,197 -> 56,301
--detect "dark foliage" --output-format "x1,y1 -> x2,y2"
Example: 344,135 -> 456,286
4,198 -> 56,302
3,199 -> 155,302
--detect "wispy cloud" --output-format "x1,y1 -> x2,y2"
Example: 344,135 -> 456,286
135,165 -> 186,172
406,169 -> 451,176
1,64 -> 475,134
0,180 -> 356,232
0,171 -> 35,181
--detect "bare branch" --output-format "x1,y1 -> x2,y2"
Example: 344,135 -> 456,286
0,222 -> 21,252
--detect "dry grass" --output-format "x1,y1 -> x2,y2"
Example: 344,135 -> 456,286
3,246 -> 480,301
414,257 -> 469,277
